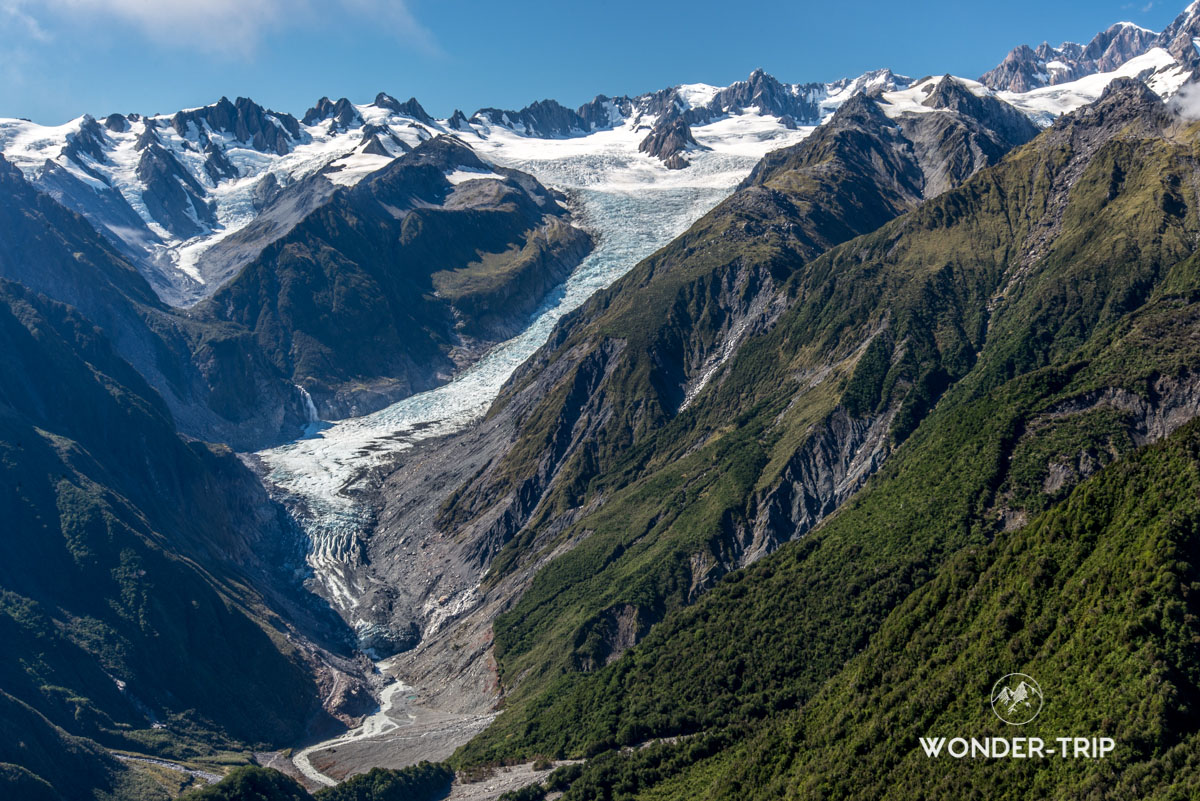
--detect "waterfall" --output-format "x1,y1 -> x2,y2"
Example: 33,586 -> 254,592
296,384 -> 320,425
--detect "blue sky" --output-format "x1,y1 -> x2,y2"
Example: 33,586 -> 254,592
0,1 -> 1191,124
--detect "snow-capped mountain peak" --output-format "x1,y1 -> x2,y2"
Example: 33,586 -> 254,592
0,93 -> 451,303
2,11 -> 1195,310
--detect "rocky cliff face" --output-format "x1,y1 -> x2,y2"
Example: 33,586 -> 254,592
637,117 -> 706,169
198,136 -> 593,422
1158,0 -> 1200,67
172,95 -> 302,155
471,99 -> 590,137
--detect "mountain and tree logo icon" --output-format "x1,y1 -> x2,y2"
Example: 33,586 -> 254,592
990,673 -> 1044,725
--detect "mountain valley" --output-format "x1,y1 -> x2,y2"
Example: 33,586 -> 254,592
6,4 -> 1200,800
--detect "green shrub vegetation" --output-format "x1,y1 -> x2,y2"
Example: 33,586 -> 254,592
181,763 -> 454,801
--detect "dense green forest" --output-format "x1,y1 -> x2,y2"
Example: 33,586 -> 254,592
448,80 -> 1200,799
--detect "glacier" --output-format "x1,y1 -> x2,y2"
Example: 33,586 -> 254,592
256,113 -> 813,615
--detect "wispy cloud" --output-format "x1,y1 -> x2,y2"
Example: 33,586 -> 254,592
340,0 -> 441,56
5,0 -> 438,57
1,1 -> 51,42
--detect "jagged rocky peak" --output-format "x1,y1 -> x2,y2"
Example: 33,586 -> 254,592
827,67 -> 908,97
171,96 -> 301,155
102,113 -> 129,133
718,68 -> 799,111
919,75 -> 1039,143
472,98 -> 587,137
250,172 -> 281,211
921,75 -> 977,109
0,152 -> 22,180
1081,74 -> 1171,128
980,4 -> 1199,92
134,120 -> 160,149
1083,22 -> 1158,71
639,116 -> 705,169
981,44 -> 1044,93
578,94 -> 633,129
635,85 -> 687,121
371,92 -> 434,124
1159,0 -> 1200,66
202,140 -> 239,183
400,133 -> 489,172
1036,75 -> 1172,152
360,122 -> 411,156
447,109 -> 471,130
302,96 -> 362,130
828,90 -> 890,126
701,67 -> 824,123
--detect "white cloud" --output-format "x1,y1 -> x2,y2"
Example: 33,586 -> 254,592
6,0 -> 437,57
1,2 -> 50,42
1169,81 -> 1200,120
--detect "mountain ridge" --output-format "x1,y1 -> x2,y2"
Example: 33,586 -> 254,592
981,2 -> 1200,91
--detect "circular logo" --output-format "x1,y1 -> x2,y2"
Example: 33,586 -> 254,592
990,673 -> 1043,725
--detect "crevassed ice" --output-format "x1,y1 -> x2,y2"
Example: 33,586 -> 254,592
257,116 -> 812,608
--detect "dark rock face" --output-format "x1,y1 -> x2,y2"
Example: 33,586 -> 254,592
1158,2 -> 1200,68
251,171 -> 282,210
135,142 -> 217,238
361,122 -> 411,156
203,140 -> 239,183
638,117 -> 705,169
172,95 -> 301,155
979,44 -> 1045,93
61,115 -> 109,164
200,172 -> 340,297
1083,21 -> 1158,71
578,94 -> 634,129
373,92 -> 435,124
472,98 -> 588,137
134,120 -> 160,149
908,77 -> 1041,194
302,96 -> 362,130
136,147 -> 208,232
